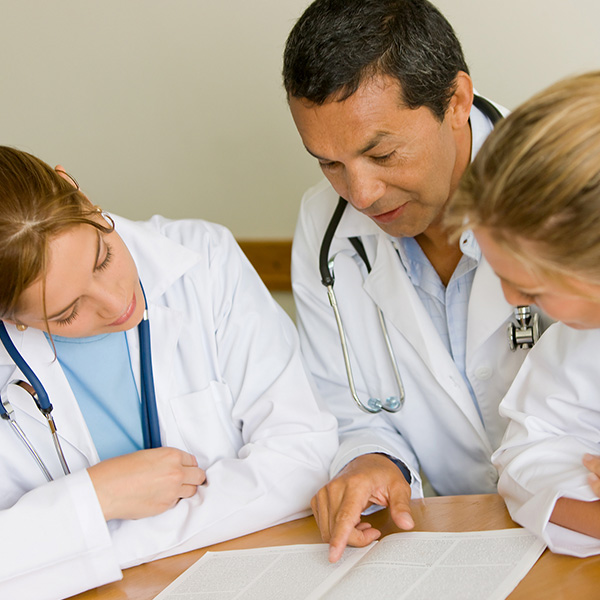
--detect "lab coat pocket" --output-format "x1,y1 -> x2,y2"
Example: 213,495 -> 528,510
169,381 -> 241,467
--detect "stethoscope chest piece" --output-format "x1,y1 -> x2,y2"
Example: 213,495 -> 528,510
507,305 -> 540,351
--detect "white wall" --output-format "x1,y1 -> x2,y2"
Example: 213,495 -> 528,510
433,0 -> 600,110
0,0 -> 599,241
0,0 -> 317,237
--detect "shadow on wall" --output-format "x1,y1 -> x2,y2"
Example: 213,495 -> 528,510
238,239 -> 296,321
271,291 -> 296,322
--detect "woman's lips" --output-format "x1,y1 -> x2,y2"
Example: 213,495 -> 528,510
108,293 -> 137,327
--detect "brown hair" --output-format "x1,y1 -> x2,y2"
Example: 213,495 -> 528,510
446,71 -> 600,283
0,146 -> 113,320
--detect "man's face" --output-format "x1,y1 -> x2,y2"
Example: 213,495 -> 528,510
289,75 -> 471,238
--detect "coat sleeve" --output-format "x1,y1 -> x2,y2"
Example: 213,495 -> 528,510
0,349 -> 123,599
0,469 -> 121,600
103,219 -> 339,569
492,323 -> 600,557
291,186 -> 423,496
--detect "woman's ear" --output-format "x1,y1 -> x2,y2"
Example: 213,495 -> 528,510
54,165 -> 79,190
447,71 -> 474,130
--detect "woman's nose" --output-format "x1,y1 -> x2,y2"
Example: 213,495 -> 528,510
94,285 -> 129,320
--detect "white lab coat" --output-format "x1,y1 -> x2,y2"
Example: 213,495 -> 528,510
292,101 -> 550,498
493,323 -> 600,557
0,215 -> 338,600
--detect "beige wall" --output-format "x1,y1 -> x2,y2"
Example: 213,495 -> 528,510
1,1 -> 599,303
433,0 -> 600,110
0,0 -> 318,238
1,1 -> 598,240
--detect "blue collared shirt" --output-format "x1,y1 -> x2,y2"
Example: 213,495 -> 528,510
394,230 -> 483,417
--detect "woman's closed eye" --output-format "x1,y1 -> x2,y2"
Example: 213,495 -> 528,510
56,306 -> 79,326
96,242 -> 113,272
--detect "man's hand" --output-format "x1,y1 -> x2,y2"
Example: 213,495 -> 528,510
88,447 -> 206,521
311,453 -> 414,563
584,453 -> 600,496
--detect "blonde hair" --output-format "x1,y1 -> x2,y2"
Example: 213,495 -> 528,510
446,71 -> 600,283
0,146 -> 113,319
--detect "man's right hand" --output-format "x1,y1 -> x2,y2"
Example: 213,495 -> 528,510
311,453 -> 415,563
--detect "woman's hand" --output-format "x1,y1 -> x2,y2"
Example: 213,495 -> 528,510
583,453 -> 600,497
88,447 -> 206,521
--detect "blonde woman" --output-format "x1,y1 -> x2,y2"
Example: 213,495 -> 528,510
0,146 -> 338,599
446,71 -> 600,557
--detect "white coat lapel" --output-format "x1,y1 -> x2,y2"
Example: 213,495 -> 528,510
360,236 -> 487,432
467,258 -> 513,356
361,235 -> 456,378
333,206 -> 489,432
145,303 -> 182,405
334,208 -> 455,376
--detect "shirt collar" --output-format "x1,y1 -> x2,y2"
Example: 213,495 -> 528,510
111,214 -> 201,304
458,229 -> 481,262
470,92 -> 507,161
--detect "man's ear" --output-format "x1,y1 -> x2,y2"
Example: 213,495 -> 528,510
447,71 -> 474,130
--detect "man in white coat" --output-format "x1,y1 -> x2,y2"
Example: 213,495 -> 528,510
283,0 -> 549,562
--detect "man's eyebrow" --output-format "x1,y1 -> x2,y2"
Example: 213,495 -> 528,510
358,132 -> 390,154
304,131 -> 392,161
46,230 -> 102,319
304,145 -> 326,160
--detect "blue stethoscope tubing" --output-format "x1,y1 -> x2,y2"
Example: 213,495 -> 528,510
0,281 -> 160,480
138,283 -> 161,449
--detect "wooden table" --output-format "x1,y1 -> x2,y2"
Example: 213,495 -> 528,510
69,494 -> 600,599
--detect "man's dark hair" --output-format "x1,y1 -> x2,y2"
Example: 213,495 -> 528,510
283,0 -> 469,121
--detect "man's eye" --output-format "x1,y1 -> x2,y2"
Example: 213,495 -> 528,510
319,160 -> 339,170
372,152 -> 395,163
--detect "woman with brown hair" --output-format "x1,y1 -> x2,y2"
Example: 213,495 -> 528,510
0,146 -> 337,599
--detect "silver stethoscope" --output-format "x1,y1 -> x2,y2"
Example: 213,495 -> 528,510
0,283 -> 161,481
318,96 -> 540,415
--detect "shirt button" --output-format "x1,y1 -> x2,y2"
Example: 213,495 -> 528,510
475,366 -> 493,380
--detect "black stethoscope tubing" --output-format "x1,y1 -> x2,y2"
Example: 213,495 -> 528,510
317,95 -> 505,414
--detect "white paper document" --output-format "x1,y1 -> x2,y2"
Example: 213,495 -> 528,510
154,529 -> 546,600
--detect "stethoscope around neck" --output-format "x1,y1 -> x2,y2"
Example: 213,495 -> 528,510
0,282 -> 160,481
319,197 -> 405,414
317,95 -> 539,415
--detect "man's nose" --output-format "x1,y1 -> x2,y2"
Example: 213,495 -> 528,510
344,166 -> 386,211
